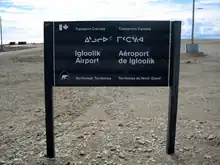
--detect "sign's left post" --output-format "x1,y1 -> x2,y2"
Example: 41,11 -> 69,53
44,22 -> 55,158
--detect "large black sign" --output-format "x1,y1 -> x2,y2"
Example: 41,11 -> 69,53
46,21 -> 171,86
43,21 -> 181,158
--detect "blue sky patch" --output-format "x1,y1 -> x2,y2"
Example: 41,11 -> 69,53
0,0 -> 220,43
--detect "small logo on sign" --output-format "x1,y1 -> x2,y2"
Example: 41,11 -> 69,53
59,71 -> 69,80
59,24 -> 69,31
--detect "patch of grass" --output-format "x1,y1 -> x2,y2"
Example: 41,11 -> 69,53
0,73 -> 7,77
0,79 -> 30,86
0,72 -> 43,85
11,56 -> 44,63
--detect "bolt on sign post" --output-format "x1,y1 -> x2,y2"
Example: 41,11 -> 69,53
44,21 -> 181,158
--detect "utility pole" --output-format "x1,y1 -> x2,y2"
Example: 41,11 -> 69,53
186,0 -> 203,53
191,0 -> 195,44
0,16 -> 3,51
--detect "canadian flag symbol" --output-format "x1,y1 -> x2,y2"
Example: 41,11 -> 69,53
59,24 -> 63,31
59,24 -> 68,31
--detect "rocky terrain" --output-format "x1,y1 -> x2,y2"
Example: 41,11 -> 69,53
0,40 -> 220,165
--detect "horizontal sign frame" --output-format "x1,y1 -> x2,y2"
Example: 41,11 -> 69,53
44,20 -> 172,87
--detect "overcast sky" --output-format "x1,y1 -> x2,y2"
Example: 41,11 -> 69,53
0,0 -> 220,43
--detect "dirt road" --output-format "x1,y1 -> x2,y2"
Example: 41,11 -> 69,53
0,40 -> 220,165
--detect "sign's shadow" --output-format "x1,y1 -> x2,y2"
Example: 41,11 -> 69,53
168,153 -> 187,165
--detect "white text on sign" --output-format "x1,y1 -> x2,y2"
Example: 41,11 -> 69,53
117,36 -> 144,43
118,50 -> 155,65
74,50 -> 100,64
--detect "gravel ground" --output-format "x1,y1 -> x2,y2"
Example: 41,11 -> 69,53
0,40 -> 220,165
0,44 -> 41,53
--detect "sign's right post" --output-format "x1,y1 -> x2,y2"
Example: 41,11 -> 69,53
166,21 -> 181,155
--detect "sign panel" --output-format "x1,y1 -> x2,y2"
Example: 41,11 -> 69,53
43,21 -> 181,158
49,21 -> 171,86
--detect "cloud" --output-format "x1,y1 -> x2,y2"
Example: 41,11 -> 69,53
0,0 -> 220,43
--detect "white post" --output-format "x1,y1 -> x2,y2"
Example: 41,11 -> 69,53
0,16 -> 3,51
191,0 -> 195,44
